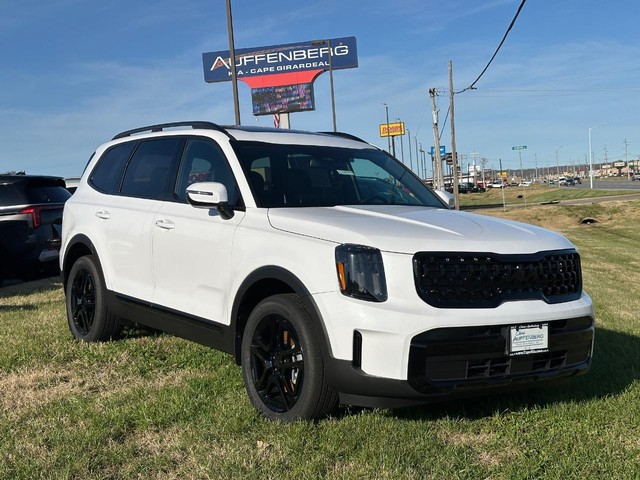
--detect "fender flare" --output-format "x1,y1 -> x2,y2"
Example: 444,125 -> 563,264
230,265 -> 334,362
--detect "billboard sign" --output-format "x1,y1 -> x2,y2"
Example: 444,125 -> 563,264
379,122 -> 405,137
252,83 -> 315,116
202,37 -> 358,88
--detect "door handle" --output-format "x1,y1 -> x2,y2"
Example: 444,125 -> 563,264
95,210 -> 111,220
154,219 -> 175,230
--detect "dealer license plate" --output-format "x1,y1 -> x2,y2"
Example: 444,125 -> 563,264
508,323 -> 549,356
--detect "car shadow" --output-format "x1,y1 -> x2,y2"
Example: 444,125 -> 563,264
0,304 -> 39,312
339,327 -> 639,422
0,275 -> 62,296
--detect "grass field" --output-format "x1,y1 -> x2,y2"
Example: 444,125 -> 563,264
1,201 -> 639,479
458,184 -> 638,208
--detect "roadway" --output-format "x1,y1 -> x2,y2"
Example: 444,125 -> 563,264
570,178 -> 640,190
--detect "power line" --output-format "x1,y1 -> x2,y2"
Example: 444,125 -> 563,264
456,0 -> 528,94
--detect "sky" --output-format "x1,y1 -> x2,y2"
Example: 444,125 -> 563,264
1,0 -> 639,178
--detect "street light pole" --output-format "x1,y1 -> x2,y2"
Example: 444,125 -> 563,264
327,39 -> 337,132
312,40 -> 337,131
383,103 -> 391,154
555,145 -> 563,190
396,118 -> 404,164
589,123 -> 607,189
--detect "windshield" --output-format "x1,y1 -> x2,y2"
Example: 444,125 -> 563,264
232,141 -> 444,208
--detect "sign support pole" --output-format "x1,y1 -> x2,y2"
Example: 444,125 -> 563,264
225,0 -> 241,125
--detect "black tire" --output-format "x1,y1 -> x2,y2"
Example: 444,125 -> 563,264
241,294 -> 338,421
66,255 -> 121,342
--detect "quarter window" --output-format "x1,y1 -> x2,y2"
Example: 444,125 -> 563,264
89,142 -> 136,194
121,138 -> 181,199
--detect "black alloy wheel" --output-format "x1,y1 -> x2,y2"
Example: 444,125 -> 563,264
249,313 -> 304,413
66,255 -> 120,342
70,268 -> 96,336
241,294 -> 338,421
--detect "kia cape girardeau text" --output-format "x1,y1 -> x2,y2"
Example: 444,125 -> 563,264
60,122 -> 594,421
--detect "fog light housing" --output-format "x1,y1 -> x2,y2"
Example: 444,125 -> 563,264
335,244 -> 387,302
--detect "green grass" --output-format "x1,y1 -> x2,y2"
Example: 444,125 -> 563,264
2,201 -> 640,479
458,184 -> 638,208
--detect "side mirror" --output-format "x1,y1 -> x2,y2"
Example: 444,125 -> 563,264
434,189 -> 455,209
186,182 -> 234,220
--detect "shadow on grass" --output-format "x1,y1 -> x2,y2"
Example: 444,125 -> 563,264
0,304 -> 38,312
0,275 -> 63,298
362,327 -> 640,422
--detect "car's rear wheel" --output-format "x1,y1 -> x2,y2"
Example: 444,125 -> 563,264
66,255 -> 120,342
241,294 -> 338,421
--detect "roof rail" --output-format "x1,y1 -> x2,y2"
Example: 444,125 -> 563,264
112,121 -> 235,140
319,131 -> 368,143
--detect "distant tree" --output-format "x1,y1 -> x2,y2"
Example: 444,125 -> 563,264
1,170 -> 25,175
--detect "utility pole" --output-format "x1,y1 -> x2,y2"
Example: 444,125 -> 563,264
397,118 -> 404,164
480,157 -> 487,188
428,88 -> 444,189
414,136 -> 419,179
469,151 -> 479,186
383,103 -> 391,154
407,128 -> 413,172
625,139 -> 630,179
448,61 -> 460,209
499,158 -> 506,210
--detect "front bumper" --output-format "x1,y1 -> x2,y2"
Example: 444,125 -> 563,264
326,315 -> 594,408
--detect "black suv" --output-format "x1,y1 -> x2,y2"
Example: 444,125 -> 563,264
0,175 -> 71,283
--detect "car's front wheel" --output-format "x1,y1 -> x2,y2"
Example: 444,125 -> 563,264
241,294 -> 338,421
66,255 -> 120,342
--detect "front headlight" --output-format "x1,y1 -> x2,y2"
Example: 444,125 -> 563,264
335,244 -> 387,302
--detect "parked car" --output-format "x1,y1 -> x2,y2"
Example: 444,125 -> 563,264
65,177 -> 81,194
61,122 -> 595,421
0,175 -> 71,281
632,173 -> 640,181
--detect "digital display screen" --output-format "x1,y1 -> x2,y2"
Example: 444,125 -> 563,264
251,83 -> 315,116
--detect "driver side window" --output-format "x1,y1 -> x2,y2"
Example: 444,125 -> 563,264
175,138 -> 239,205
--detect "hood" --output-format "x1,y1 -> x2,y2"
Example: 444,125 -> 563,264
267,205 -> 574,254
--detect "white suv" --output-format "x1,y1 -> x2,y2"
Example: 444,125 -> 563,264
61,122 -> 595,421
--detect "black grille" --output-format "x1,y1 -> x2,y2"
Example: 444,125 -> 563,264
408,317 -> 594,395
413,249 -> 582,308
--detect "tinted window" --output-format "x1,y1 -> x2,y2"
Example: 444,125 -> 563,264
25,186 -> 71,204
0,179 -> 70,206
0,184 -> 21,206
121,138 -> 181,199
175,138 -> 240,205
233,142 -> 444,208
90,142 -> 136,194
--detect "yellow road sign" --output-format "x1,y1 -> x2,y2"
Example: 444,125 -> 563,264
379,122 -> 405,137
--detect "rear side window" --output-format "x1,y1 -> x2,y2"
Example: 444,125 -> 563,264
90,142 -> 136,194
121,138 -> 181,200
